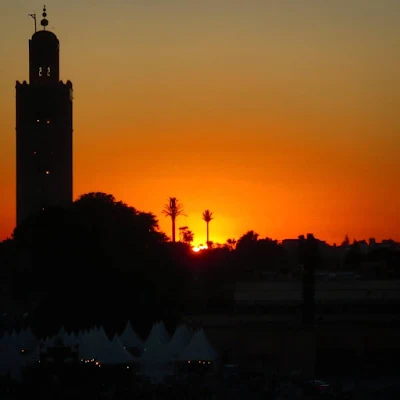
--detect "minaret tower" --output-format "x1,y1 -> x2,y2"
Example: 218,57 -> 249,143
16,6 -> 73,226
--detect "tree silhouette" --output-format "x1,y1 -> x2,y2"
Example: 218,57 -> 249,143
178,226 -> 187,242
341,234 -> 350,247
179,226 -> 194,245
236,230 -> 259,251
202,210 -> 214,247
225,238 -> 237,251
162,197 -> 185,243
11,192 -> 191,334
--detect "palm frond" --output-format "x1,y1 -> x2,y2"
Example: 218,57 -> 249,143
202,209 -> 214,222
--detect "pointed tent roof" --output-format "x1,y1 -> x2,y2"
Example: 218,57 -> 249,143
63,332 -> 79,348
18,327 -> 36,342
97,335 -> 138,365
140,327 -> 174,384
144,322 -> 170,348
0,334 -> 23,351
141,323 -> 173,364
177,329 -> 218,361
167,325 -> 192,359
96,326 -> 109,342
158,321 -> 171,341
79,327 -> 110,360
119,321 -> 143,349
17,328 -> 38,351
81,330 -> 90,340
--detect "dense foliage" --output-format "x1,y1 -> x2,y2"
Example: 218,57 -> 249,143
1,192 -> 399,335
9,193 -> 189,335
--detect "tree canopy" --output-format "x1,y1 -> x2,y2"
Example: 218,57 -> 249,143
1,192 -> 399,335
11,193 -> 189,335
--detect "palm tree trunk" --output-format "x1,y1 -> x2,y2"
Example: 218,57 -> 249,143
206,222 -> 209,245
172,218 -> 176,242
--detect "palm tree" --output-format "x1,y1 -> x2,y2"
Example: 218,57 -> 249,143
202,210 -> 214,247
162,197 -> 185,242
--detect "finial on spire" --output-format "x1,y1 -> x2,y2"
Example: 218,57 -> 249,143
40,5 -> 48,30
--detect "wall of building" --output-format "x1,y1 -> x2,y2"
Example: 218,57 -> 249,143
234,280 -> 400,305
183,310 -> 400,377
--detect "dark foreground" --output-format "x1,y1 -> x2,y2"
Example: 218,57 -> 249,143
1,368 -> 400,400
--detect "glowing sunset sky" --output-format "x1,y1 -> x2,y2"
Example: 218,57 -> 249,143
0,0 -> 399,245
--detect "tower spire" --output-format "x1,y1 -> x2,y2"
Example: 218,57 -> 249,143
40,5 -> 48,30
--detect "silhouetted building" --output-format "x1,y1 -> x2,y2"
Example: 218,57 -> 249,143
16,7 -> 73,226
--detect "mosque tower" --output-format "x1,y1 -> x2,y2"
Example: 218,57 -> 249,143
16,6 -> 73,226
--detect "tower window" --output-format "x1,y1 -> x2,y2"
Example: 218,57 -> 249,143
47,67 -> 51,77
38,67 -> 43,77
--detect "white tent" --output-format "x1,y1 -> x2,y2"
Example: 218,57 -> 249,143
79,327 -> 110,361
140,323 -> 175,383
63,332 -> 80,348
79,330 -> 89,342
119,321 -> 143,350
96,327 -> 109,342
177,329 -> 218,361
144,322 -> 170,348
158,321 -> 171,342
97,335 -> 138,365
167,325 -> 192,359
0,343 -> 24,381
21,345 -> 40,367
141,336 -> 171,364
76,330 -> 85,343
40,336 -> 56,352
17,328 -> 38,351
0,334 -> 23,352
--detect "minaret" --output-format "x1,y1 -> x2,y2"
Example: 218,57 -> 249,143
16,6 -> 73,226
29,6 -> 60,85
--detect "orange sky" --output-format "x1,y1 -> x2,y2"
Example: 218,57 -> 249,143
1,1 -> 400,245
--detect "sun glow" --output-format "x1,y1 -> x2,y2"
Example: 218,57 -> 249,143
192,245 -> 208,253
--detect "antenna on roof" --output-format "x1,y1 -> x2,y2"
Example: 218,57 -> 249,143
28,13 -> 37,33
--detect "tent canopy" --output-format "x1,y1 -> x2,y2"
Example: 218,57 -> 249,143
119,321 -> 143,349
177,329 -> 218,361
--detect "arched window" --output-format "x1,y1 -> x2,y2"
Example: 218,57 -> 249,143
47,66 -> 51,77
